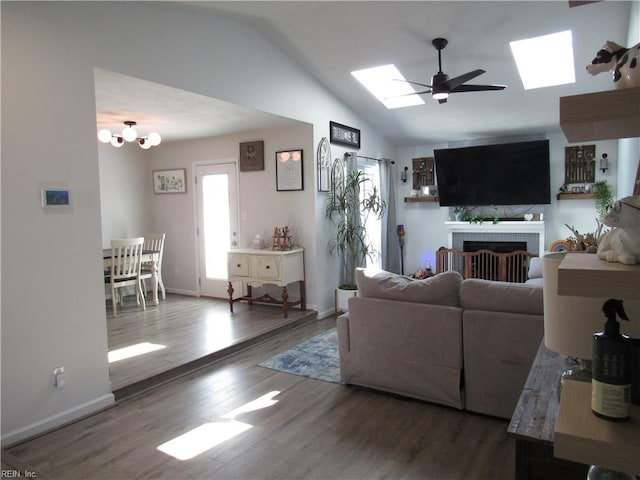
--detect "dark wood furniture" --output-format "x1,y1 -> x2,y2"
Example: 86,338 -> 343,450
508,341 -> 589,480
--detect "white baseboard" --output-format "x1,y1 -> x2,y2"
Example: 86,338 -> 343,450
166,288 -> 197,296
1,393 -> 115,447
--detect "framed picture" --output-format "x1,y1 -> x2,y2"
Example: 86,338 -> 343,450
41,187 -> 71,208
330,121 -> 360,149
317,137 -> 331,192
276,149 -> 303,191
239,140 -> 264,171
153,168 -> 187,194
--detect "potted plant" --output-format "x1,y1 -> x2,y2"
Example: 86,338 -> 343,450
453,206 -> 467,222
325,169 -> 386,299
592,180 -> 614,220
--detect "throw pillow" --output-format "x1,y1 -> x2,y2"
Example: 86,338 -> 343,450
355,268 -> 462,307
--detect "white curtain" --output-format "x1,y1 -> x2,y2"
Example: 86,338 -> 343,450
381,160 -> 400,273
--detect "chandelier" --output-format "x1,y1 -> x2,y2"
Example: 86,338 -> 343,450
97,121 -> 161,149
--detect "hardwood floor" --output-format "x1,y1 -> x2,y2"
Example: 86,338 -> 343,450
107,293 -> 317,397
5,316 -> 516,480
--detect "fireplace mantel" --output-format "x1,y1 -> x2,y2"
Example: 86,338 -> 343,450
445,221 -> 545,255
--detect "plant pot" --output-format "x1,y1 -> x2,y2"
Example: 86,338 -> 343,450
334,287 -> 358,316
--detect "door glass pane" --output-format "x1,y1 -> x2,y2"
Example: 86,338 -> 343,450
203,174 -> 230,279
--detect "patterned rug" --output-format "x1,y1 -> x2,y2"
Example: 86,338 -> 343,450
258,328 -> 340,383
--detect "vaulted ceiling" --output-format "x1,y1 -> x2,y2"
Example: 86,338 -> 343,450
95,1 -> 631,147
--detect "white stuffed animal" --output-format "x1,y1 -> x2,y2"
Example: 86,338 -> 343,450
597,196 -> 640,265
587,41 -> 640,89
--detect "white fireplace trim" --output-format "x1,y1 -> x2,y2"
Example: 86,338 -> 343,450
445,221 -> 545,255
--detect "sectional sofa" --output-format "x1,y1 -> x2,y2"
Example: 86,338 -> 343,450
337,266 -> 544,419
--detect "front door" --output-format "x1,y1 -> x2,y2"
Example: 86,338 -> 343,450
195,162 -> 239,298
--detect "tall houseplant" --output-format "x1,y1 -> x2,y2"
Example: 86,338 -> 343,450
325,169 -> 386,289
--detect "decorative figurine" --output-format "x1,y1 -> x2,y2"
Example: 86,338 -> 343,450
586,41 -> 640,89
597,196 -> 640,265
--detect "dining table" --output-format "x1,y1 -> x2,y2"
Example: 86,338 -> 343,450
103,248 -> 161,305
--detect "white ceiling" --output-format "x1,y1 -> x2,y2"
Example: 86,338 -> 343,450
95,1 -> 631,147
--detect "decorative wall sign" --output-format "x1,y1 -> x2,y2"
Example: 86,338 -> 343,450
412,157 -> 435,191
564,145 -> 595,185
276,149 -> 303,191
153,168 -> 187,194
317,137 -> 332,192
329,121 -> 360,149
239,140 -> 265,172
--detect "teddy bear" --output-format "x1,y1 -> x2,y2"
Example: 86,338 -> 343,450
597,195 -> 640,265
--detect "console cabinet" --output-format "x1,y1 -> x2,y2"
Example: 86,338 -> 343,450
227,248 -> 305,317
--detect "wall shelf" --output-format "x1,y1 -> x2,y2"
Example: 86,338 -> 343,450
560,87 -> 640,142
404,196 -> 438,203
556,193 -> 594,200
557,252 -> 640,299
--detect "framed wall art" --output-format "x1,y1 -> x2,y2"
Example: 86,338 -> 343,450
276,149 -> 303,191
239,140 -> 264,171
330,121 -> 360,149
153,168 -> 187,194
317,137 -> 332,192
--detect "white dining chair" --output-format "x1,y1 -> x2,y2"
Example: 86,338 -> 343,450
105,237 -> 146,317
142,233 -> 166,300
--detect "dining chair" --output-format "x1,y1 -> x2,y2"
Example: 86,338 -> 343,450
142,233 -> 166,300
105,237 -> 146,317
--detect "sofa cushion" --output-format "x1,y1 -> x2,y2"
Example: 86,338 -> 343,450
460,278 -> 543,315
355,268 -> 462,307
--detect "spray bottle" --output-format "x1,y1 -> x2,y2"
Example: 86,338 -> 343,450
591,299 -> 631,421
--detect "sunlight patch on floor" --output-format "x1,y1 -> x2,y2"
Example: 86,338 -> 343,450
108,342 -> 166,363
157,391 -> 281,460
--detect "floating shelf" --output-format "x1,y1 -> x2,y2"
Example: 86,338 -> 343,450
560,87 -> 640,142
554,380 -> 639,476
557,252 -> 640,299
556,193 -> 594,200
404,196 -> 438,203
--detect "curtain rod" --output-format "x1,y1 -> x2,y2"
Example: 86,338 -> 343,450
345,152 -> 395,164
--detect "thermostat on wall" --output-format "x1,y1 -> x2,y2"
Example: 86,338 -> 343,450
41,187 -> 71,208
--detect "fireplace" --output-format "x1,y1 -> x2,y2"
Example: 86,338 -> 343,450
463,241 -> 527,253
445,220 -> 546,255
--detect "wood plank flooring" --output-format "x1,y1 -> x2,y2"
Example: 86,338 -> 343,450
107,293 -> 316,396
5,316 -> 516,480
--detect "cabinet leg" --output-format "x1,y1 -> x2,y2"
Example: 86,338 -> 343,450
282,286 -> 289,318
227,282 -> 234,313
300,280 -> 306,310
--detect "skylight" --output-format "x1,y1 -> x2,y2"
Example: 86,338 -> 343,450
510,30 -> 575,90
351,64 -> 425,109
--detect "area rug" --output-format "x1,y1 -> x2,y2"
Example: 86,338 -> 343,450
258,328 -> 340,384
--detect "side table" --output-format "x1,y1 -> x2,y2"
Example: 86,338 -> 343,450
508,340 -> 589,480
227,248 -> 305,318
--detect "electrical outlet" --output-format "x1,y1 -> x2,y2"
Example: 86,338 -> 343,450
53,367 -> 65,389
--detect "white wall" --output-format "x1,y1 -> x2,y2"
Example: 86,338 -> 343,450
1,1 -> 394,444
395,134 -> 619,274
99,144 -> 152,245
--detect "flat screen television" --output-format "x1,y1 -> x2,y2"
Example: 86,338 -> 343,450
434,139 -> 551,206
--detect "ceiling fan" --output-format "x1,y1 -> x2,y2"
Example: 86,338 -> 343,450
402,38 -> 507,104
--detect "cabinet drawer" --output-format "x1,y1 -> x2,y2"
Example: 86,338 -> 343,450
256,256 -> 281,280
228,254 -> 251,277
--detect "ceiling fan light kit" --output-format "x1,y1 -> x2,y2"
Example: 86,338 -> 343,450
98,120 -> 162,149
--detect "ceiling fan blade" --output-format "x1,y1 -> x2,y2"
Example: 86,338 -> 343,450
450,84 -> 507,92
395,79 -> 433,89
444,69 -> 485,91
384,89 -> 432,100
